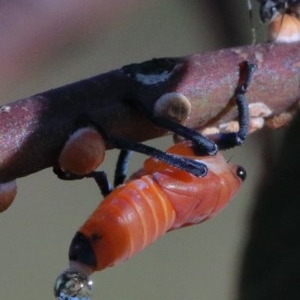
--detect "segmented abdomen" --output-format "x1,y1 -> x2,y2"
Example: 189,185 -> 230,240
79,175 -> 176,270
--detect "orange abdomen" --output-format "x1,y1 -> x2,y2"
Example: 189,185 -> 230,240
78,176 -> 176,270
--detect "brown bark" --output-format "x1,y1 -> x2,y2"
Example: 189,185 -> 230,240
1,42 -> 300,182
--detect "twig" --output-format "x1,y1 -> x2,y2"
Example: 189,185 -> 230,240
1,42 -> 300,183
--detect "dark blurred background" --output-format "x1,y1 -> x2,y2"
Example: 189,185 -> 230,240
0,1 -> 274,299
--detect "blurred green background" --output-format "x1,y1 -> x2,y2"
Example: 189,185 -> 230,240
0,1 -> 270,299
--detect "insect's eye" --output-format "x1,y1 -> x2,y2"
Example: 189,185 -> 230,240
236,166 -> 247,181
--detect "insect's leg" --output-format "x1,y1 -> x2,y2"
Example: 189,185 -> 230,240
103,134 -> 208,177
212,61 -> 256,150
86,171 -> 112,197
114,150 -> 132,187
53,166 -> 112,197
125,97 -> 217,156
53,166 -> 85,181
145,113 -> 218,155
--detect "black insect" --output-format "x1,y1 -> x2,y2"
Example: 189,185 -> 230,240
258,0 -> 300,22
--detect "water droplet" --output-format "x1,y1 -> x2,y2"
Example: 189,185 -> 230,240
54,268 -> 93,300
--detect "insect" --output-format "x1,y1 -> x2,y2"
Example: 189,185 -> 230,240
258,0 -> 300,22
54,62 -> 256,299
257,0 -> 300,42
67,142 -> 246,272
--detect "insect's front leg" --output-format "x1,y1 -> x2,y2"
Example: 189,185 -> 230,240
211,61 -> 256,150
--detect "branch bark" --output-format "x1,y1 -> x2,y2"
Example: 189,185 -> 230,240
1,42 -> 300,183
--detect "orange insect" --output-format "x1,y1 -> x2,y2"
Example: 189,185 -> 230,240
54,142 -> 247,299
67,141 -> 246,273
54,62 -> 255,299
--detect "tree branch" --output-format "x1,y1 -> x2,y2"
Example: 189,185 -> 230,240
1,42 -> 300,183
